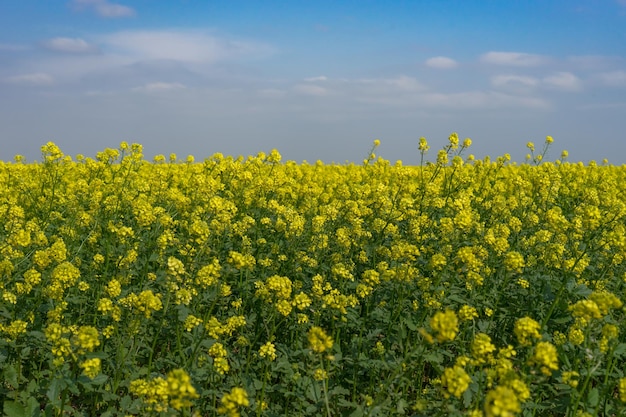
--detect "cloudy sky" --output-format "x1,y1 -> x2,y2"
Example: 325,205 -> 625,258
1,0 -> 625,164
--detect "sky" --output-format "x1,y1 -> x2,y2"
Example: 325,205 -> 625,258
1,0 -> 625,164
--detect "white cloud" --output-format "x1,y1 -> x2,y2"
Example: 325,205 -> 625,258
597,70 -> 626,87
425,56 -> 458,69
304,76 -> 328,82
418,91 -> 550,110
101,30 -> 274,63
383,75 -> 423,91
42,37 -> 99,54
0,43 -> 29,51
480,51 -> 547,67
5,73 -> 54,86
568,55 -> 624,70
131,82 -> 186,93
491,75 -> 539,87
72,0 -> 135,18
293,84 -> 330,96
542,72 -> 583,91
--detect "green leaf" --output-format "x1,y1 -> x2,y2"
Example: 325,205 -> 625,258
25,397 -> 41,417
90,374 -> 108,385
3,401 -> 27,417
396,398 -> 408,414
3,365 -> 19,389
588,387 -> 599,408
463,385 -> 473,407
349,406 -> 364,417
613,343 -> 626,357
424,351 -> 443,364
46,378 -> 66,405
404,317 -> 417,331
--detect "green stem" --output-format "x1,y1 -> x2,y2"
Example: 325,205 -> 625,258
320,355 -> 333,417
568,359 -> 602,416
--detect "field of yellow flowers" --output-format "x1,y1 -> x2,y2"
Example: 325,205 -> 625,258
1,136 -> 625,417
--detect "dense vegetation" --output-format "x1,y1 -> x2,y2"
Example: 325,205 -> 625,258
1,136 -> 625,416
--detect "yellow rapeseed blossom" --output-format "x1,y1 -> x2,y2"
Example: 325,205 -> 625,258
441,365 -> 471,398
313,368 -> 328,381
72,326 -> 100,353
484,386 -> 520,417
530,342 -> 558,376
561,371 -> 580,388
514,317 -> 541,346
569,299 -> 602,321
80,358 -> 101,379
218,387 -> 249,417
471,333 -> 496,364
619,378 -> 626,402
1,320 -> 28,341
259,341 -> 277,361
430,310 -> 459,343
308,326 -> 333,353
458,305 -> 478,321
166,369 -> 199,410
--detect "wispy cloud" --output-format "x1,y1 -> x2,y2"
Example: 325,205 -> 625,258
42,37 -> 99,54
543,72 -> 582,91
5,73 -> 55,86
418,91 -> 550,110
286,76 -> 548,111
491,75 -> 539,88
72,0 -> 135,18
101,30 -> 274,63
568,55 -> 624,70
131,82 -> 186,93
293,84 -> 331,96
0,43 -> 29,51
425,56 -> 458,69
304,76 -> 328,82
597,70 -> 626,87
480,51 -> 547,67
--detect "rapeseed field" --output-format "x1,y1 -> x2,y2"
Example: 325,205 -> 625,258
1,136 -> 625,416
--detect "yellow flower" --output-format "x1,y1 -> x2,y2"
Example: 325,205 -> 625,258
619,378 -> 626,402
569,299 -> 602,321
166,369 -> 199,410
2,320 -> 28,341
430,310 -> 459,343
184,315 -> 203,332
259,341 -> 277,361
313,368 -> 328,381
308,326 -> 333,353
218,387 -> 249,417
73,326 -> 100,353
568,327 -> 585,345
514,317 -> 541,346
561,371 -> 579,388
471,333 -> 496,364
106,279 -> 122,297
130,377 -> 169,412
458,305 -> 478,321
530,341 -> 558,376
209,342 -> 227,358
484,386 -> 520,417
504,251 -> 525,273
80,358 -> 101,379
441,365 -> 471,398
372,340 -> 385,355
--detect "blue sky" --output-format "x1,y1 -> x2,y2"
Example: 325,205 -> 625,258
1,0 -> 625,164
